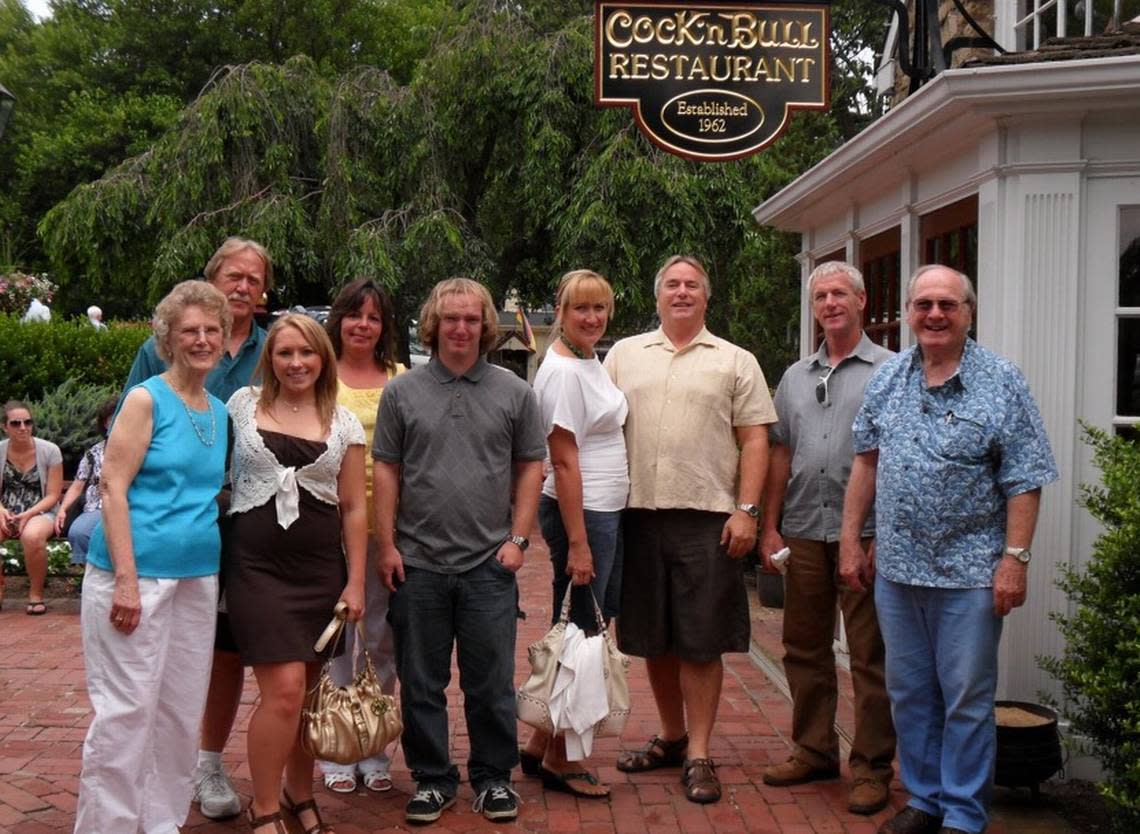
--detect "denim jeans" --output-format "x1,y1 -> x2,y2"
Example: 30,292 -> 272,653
388,557 -> 520,795
875,576 -> 1003,833
538,494 -> 623,631
68,510 -> 101,564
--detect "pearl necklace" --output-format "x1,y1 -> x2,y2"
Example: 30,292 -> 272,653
173,390 -> 217,447
559,334 -> 595,360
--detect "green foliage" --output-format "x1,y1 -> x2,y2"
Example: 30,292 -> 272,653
28,378 -> 118,477
0,538 -> 73,577
0,314 -> 147,402
1041,424 -> 1140,826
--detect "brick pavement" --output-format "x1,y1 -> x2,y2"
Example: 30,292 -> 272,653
0,535 -> 1080,834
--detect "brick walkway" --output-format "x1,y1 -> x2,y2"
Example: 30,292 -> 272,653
0,534 -> 1079,833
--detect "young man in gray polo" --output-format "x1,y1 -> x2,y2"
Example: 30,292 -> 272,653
373,278 -> 545,825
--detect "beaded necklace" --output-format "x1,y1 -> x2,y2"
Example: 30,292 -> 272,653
169,384 -> 217,447
559,334 -> 595,360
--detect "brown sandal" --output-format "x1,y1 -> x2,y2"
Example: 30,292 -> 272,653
616,734 -> 688,772
682,757 -> 721,804
281,789 -> 333,834
247,807 -> 288,833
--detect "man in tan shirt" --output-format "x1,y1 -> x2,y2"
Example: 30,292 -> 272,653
604,255 -> 776,804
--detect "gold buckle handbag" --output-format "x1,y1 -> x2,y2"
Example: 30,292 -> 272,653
517,585 -> 631,737
300,602 -> 403,765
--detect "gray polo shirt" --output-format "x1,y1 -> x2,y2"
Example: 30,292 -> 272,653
770,332 -> 893,542
373,356 -> 546,573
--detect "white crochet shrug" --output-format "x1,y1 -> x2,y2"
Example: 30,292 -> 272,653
226,387 -> 365,528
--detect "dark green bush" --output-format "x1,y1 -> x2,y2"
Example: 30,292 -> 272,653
29,379 -> 119,477
0,314 -> 149,403
1042,424 -> 1140,827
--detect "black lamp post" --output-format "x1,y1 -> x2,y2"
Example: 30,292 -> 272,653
0,83 -> 15,140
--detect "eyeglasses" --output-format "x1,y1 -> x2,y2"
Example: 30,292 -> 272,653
7,418 -> 33,427
815,365 -> 836,407
911,298 -> 964,314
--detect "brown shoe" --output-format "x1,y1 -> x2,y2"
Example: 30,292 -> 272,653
877,806 -> 942,834
848,777 -> 890,815
616,734 -> 688,772
762,756 -> 840,787
681,758 -> 721,804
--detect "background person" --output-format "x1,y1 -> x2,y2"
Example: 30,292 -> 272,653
604,255 -> 775,805
74,281 -> 231,833
87,305 -> 108,330
123,236 -> 273,821
841,265 -> 1058,834
225,314 -> 367,834
316,277 -> 406,795
760,262 -> 895,815
0,401 -> 64,615
519,269 -> 628,799
55,395 -> 119,564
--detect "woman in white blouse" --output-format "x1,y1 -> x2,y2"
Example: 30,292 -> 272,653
519,270 -> 629,798
225,314 -> 367,834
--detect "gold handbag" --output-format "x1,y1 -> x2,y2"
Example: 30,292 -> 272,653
300,602 -> 403,765
517,585 -> 630,737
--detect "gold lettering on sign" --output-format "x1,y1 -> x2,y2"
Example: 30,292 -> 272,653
604,10 -> 820,50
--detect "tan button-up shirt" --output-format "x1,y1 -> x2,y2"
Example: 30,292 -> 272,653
604,326 -> 776,514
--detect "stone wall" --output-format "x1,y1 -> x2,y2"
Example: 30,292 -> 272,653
890,0 -> 997,104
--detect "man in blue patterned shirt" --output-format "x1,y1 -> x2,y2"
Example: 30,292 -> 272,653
840,265 -> 1057,834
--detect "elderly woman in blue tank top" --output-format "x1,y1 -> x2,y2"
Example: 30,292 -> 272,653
75,280 -> 232,834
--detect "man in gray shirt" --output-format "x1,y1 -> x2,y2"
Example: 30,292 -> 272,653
760,262 -> 896,815
374,278 -> 545,825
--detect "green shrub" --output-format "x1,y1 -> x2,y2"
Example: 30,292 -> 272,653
0,539 -> 73,576
29,379 -> 119,477
1041,424 -> 1140,827
0,314 -> 149,402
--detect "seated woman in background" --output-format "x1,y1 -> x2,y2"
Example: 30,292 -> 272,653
0,400 -> 64,615
55,395 -> 119,565
225,314 -> 367,834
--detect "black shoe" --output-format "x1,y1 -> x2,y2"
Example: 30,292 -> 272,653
405,787 -> 455,825
878,806 -> 942,834
473,784 -> 520,821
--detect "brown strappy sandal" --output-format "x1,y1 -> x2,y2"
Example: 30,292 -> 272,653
247,806 -> 288,834
281,788 -> 333,834
616,733 -> 689,772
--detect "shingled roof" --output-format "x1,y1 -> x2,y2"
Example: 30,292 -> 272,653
963,30 -> 1140,66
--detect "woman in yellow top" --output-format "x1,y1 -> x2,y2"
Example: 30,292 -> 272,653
317,277 -> 406,794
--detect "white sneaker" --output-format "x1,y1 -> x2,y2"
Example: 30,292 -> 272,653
193,767 -> 242,819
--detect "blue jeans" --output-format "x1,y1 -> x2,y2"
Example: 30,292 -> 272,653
388,558 -> 519,795
68,510 -> 101,565
538,494 -> 623,631
875,577 -> 1003,833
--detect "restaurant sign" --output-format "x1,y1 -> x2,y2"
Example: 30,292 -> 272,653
595,1 -> 830,161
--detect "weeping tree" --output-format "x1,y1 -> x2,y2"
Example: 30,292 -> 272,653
40,0 -> 888,374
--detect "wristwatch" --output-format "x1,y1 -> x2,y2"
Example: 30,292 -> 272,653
737,503 -> 760,519
1004,546 -> 1032,564
508,534 -> 530,551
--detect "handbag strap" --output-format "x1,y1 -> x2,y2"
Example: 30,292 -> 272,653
560,583 -> 612,638
313,601 -> 375,675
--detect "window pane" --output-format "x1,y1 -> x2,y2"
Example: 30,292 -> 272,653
1121,207 -> 1140,307
1119,318 -> 1140,416
1115,424 -> 1140,445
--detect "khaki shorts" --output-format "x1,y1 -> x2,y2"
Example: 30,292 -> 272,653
618,509 -> 750,663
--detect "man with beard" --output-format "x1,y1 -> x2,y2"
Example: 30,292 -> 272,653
122,236 -> 271,820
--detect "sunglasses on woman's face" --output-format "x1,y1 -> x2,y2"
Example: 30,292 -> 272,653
7,418 -> 33,427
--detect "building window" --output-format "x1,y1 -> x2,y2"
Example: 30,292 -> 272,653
1117,207 -> 1140,437
860,228 -> 901,351
922,196 -> 978,278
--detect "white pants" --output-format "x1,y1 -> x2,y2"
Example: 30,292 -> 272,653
75,566 -> 217,834
318,544 -> 397,777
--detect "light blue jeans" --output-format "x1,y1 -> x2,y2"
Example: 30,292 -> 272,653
875,576 -> 1003,834
68,510 -> 102,564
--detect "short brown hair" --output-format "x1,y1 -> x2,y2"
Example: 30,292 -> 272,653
418,278 -> 498,355
152,280 -> 233,364
255,314 -> 340,431
204,237 -> 274,293
325,277 -> 399,373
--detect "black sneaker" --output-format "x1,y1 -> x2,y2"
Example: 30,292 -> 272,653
473,784 -> 520,821
405,787 -> 455,824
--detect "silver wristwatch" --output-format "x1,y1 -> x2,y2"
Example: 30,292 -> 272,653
737,503 -> 760,519
1004,546 -> 1032,564
508,534 -> 530,551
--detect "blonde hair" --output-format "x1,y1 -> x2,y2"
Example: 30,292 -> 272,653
418,278 -> 499,355
256,314 -> 339,430
552,269 -> 615,338
204,237 -> 274,293
152,281 -> 233,364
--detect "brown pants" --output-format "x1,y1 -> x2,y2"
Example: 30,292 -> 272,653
781,538 -> 895,781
